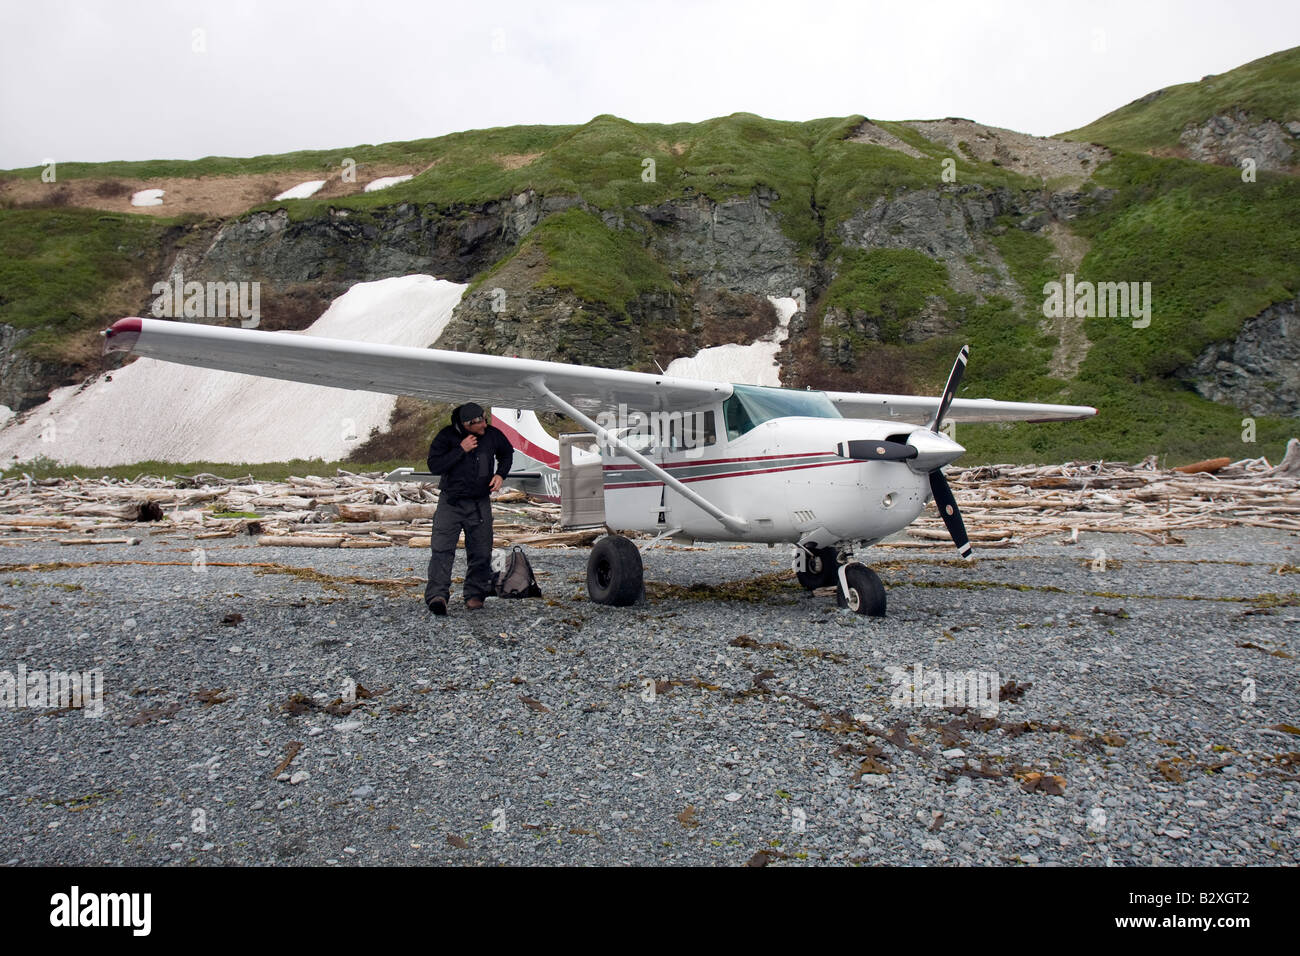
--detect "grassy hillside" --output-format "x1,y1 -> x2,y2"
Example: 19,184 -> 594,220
0,208 -> 178,360
1062,46 -> 1300,153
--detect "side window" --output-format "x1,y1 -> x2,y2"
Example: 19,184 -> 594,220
723,395 -> 754,441
668,410 -> 716,451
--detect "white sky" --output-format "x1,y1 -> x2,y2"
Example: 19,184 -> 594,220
1,0 -> 1297,170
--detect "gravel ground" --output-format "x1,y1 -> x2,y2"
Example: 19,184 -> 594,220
1,526 -> 1297,866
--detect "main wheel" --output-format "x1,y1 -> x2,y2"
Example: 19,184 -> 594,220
587,535 -> 643,606
834,563 -> 886,616
796,546 -> 839,590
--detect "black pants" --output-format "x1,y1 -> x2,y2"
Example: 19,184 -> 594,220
425,496 -> 494,608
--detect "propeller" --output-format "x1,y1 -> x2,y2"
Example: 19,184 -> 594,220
835,439 -> 917,462
832,346 -> 974,560
926,345 -> 972,559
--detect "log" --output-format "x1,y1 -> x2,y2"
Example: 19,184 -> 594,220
58,537 -> 142,545
256,535 -> 344,548
336,502 -> 439,522
1173,457 -> 1232,474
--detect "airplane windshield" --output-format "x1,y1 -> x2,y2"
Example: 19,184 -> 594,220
723,385 -> 842,440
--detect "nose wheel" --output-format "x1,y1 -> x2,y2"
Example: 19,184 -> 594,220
835,562 -> 886,616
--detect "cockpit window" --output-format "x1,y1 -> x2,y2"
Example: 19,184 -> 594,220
722,385 -> 842,440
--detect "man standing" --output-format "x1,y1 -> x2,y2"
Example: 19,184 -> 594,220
424,403 -> 514,615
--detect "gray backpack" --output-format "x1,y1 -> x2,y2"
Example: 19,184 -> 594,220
494,546 -> 542,598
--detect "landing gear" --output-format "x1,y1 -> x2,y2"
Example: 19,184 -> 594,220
587,534 -> 643,606
835,562 -> 887,617
794,545 -> 839,590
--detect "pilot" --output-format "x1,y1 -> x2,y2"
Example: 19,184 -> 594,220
424,403 -> 514,614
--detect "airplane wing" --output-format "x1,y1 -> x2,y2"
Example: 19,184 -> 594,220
102,317 -> 730,417
824,391 -> 1097,424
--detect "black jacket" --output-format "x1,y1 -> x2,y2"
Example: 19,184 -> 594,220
426,404 -> 514,501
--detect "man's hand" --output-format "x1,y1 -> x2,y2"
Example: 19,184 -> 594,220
488,474 -> 504,493
460,434 -> 478,452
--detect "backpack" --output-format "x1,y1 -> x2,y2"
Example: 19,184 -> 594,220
493,546 -> 542,598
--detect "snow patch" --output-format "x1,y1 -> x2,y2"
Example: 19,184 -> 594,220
665,296 -> 796,386
0,405 -> 12,427
364,175 -> 413,193
274,180 -> 326,201
0,276 -> 466,468
130,189 -> 164,206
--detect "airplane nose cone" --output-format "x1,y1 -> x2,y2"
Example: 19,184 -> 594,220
906,427 -> 966,472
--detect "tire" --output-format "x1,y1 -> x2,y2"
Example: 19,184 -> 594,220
835,563 -> 887,616
796,546 -> 839,590
587,535 -> 643,606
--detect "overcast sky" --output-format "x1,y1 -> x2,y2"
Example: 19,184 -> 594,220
1,0 -> 1297,170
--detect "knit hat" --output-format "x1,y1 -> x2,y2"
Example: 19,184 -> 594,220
458,403 -> 485,424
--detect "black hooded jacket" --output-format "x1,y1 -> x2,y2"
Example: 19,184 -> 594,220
426,404 -> 514,501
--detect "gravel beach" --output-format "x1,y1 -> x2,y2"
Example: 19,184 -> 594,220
2,527 -> 1297,866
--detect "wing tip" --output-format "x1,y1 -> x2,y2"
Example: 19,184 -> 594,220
102,317 -> 144,354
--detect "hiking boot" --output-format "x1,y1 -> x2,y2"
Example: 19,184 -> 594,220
428,597 -> 447,616
466,597 -> 485,610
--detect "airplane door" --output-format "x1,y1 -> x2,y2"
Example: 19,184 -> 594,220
559,433 -> 605,529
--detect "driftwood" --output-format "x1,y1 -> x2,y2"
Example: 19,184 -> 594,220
336,502 -> 439,522
1272,439 -> 1300,477
1173,457 -> 1231,474
0,450 -> 1297,551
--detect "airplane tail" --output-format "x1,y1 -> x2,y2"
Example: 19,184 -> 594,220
491,407 -> 561,501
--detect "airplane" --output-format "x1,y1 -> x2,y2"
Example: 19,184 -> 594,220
101,316 -> 1096,616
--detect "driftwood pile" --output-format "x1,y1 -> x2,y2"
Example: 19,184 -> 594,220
0,469 -> 591,550
0,451 -> 1296,552
893,452 -> 1300,549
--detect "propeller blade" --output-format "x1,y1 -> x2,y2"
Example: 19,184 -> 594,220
835,439 -> 918,462
929,470 -> 972,559
929,344 -> 970,433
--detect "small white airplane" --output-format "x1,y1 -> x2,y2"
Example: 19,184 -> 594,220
102,316 -> 1095,616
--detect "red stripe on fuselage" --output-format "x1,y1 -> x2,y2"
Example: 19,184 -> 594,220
603,451 -> 831,472
605,458 -> 857,489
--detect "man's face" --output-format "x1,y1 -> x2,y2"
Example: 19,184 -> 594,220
464,414 -> 488,436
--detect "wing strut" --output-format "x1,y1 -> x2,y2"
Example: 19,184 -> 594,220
525,377 -> 750,535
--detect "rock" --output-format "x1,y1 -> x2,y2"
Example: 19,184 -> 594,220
350,785 -> 375,799
724,792 -> 742,802
289,771 -> 309,785
921,839 -> 945,852
1179,109 -> 1297,171
1183,294 -> 1300,416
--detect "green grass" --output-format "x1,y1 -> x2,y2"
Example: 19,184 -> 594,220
1061,45 -> 1300,154
1067,151 -> 1298,388
972,149 -> 1300,466
818,245 -> 1060,402
0,208 -> 176,355
531,208 -> 679,311
823,247 -> 950,342
0,130 -> 573,182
